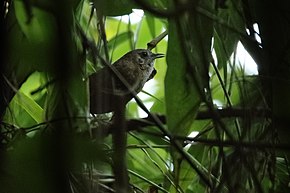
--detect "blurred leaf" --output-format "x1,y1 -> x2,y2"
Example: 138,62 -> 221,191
150,97 -> 165,114
2,137 -> 51,193
44,75 -> 89,125
128,149 -> 162,180
107,31 -> 134,51
135,17 -> 166,49
275,157 -> 290,192
169,160 -> 199,192
13,0 -> 58,72
20,72 -> 42,95
5,5 -> 33,81
93,0 -> 136,16
145,11 -> 156,38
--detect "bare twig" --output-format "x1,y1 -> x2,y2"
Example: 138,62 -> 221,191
147,30 -> 168,50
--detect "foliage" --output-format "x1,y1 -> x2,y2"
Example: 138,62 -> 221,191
1,0 -> 290,193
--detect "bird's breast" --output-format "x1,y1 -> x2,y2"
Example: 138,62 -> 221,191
121,65 -> 153,92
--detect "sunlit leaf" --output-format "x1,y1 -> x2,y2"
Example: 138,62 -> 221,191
107,31 -> 134,51
13,91 -> 43,123
145,11 -> 156,38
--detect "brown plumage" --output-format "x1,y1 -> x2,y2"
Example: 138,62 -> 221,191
89,49 -> 164,114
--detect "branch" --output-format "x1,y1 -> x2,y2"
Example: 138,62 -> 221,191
125,107 -> 271,131
147,30 -> 168,50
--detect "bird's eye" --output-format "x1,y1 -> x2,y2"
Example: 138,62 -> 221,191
140,51 -> 148,58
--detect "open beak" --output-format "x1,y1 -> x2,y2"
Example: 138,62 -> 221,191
152,53 -> 165,59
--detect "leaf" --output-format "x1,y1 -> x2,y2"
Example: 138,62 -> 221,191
165,2 -> 214,190
165,2 -> 214,135
107,31 -> 134,51
5,4 -> 34,80
165,23 -> 200,135
145,11 -> 156,38
2,137 -> 48,193
213,0 -> 244,81
13,0 -> 59,72
13,91 -> 43,123
93,0 -> 136,16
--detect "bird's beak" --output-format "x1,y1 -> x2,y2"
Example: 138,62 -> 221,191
152,53 -> 165,59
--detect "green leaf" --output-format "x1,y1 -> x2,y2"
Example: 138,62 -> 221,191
165,1 -> 214,135
2,137 -> 49,193
6,4 -> 34,81
165,22 -> 201,135
13,0 -> 59,72
107,31 -> 134,51
213,0 -> 245,81
14,91 -> 43,123
93,0 -> 136,16
145,11 -> 156,38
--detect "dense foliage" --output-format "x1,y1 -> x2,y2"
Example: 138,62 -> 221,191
1,0 -> 290,193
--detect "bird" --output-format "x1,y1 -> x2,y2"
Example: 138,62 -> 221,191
89,49 -> 164,114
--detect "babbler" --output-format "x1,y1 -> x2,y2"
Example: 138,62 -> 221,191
89,49 -> 164,113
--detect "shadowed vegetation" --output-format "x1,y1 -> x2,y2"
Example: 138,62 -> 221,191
1,0 -> 290,193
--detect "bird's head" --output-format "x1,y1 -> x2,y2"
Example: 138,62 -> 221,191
129,49 -> 164,70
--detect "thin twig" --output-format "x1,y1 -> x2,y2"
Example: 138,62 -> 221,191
147,30 -> 168,50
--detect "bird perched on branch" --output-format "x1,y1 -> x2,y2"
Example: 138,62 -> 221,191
89,49 -> 164,114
